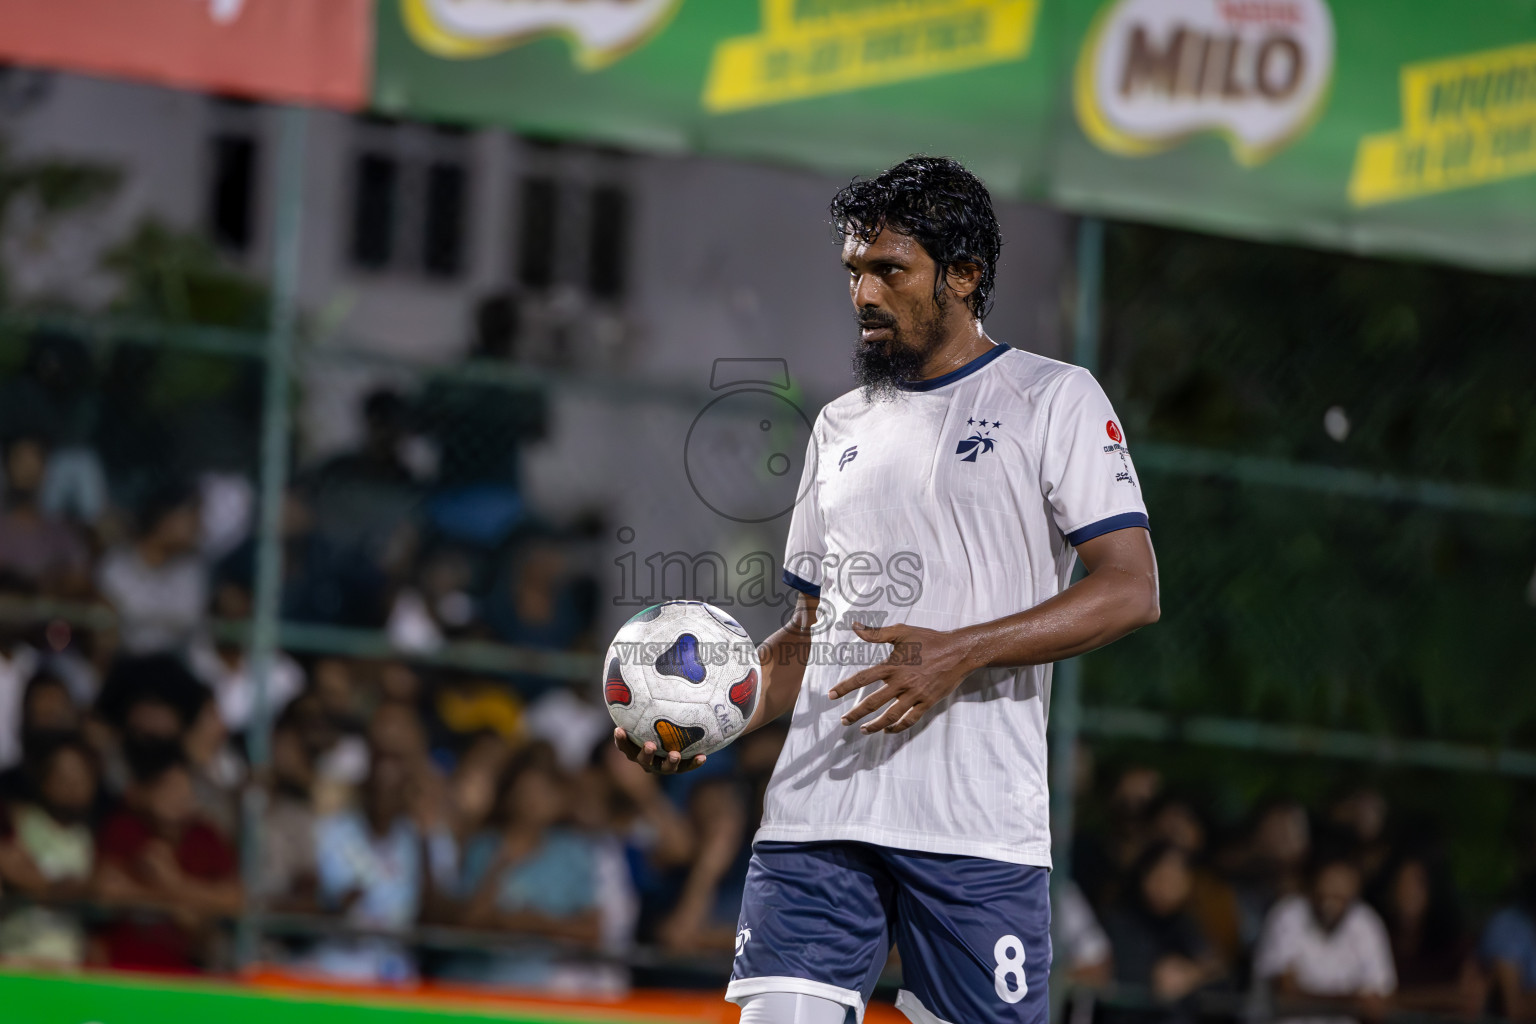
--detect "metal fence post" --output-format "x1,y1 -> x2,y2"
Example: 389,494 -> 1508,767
1050,216 -> 1104,1007
236,104 -> 308,969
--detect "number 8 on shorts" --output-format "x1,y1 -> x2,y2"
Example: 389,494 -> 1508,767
994,934 -> 1027,1004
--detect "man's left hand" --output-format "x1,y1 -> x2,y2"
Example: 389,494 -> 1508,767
829,622 -> 979,734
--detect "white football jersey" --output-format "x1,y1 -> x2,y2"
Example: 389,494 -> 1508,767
759,343 -> 1149,866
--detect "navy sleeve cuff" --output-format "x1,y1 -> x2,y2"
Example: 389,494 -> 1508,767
782,568 -> 822,598
1065,511 -> 1150,547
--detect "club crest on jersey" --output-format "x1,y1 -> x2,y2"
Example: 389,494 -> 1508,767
956,415 -> 1003,463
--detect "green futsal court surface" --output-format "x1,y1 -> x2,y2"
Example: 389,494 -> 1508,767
0,970 -> 731,1024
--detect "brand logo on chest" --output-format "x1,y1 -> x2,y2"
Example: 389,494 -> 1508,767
955,416 -> 1003,463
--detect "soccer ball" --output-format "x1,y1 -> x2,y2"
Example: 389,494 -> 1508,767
602,600 -> 760,758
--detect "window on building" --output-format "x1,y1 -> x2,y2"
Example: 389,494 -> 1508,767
513,141 -> 632,304
350,152 -> 398,270
423,160 -> 466,278
207,133 -> 256,252
587,184 -> 629,301
516,176 -> 558,291
205,96 -> 261,255
346,117 -> 471,279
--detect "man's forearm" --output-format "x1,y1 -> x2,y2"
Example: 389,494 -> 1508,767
744,596 -> 819,734
950,556 -> 1160,673
745,623 -> 809,734
828,529 -> 1158,734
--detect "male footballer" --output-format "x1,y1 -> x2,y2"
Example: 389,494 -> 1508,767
618,156 -> 1160,1024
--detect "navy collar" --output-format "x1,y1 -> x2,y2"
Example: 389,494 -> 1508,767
898,342 -> 1011,392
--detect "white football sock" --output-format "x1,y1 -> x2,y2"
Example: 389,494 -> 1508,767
737,990 -> 853,1024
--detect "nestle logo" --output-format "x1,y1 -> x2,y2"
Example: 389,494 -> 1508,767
1216,0 -> 1303,26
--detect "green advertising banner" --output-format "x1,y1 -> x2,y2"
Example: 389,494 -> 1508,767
374,1 -> 1059,193
372,0 -> 1536,273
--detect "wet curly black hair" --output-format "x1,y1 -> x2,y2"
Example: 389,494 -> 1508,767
830,156 -> 1003,322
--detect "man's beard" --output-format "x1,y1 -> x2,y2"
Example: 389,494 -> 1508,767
853,296 -> 948,402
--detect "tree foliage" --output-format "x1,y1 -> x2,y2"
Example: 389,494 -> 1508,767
0,138 -> 119,303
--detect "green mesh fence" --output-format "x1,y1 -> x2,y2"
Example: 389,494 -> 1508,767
1078,222 -> 1536,899
1091,222 -> 1536,745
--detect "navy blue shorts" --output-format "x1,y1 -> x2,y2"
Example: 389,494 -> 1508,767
726,841 -> 1052,1024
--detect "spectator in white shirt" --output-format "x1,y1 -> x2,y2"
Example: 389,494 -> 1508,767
1058,878 -> 1113,986
97,486 -> 207,656
188,576 -> 304,736
1255,850 -> 1396,1024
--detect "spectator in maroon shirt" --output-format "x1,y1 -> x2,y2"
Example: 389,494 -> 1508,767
92,744 -> 242,972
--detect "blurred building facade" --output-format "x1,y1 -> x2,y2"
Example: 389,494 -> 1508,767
0,67 -> 1073,641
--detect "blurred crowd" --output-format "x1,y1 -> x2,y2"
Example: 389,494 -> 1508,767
1060,760 -> 1536,1021
0,632 -> 787,991
2,327 -> 1536,1020
0,325 -> 792,992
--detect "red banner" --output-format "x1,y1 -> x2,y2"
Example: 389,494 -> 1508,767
0,0 -> 371,109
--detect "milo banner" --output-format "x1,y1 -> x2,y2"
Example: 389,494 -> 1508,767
373,0 -> 1536,272
1053,0 -> 1536,269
